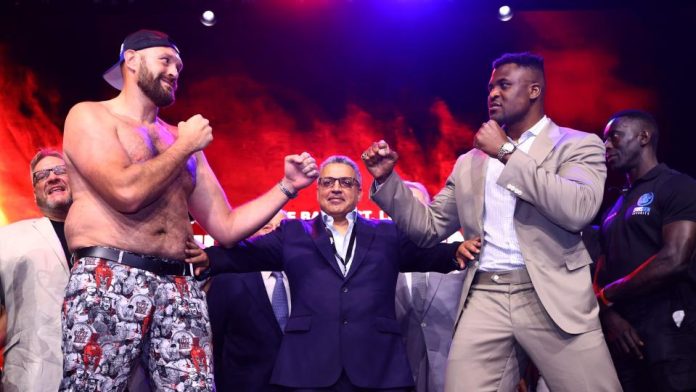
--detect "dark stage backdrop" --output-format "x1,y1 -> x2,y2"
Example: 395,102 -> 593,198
0,2 -> 693,228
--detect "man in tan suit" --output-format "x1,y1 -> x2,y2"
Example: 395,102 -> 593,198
0,149 -> 72,391
362,52 -> 621,391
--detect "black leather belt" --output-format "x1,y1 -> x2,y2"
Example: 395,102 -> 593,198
74,246 -> 194,277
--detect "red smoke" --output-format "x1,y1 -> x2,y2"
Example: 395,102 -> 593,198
0,11 -> 657,225
0,45 -> 63,225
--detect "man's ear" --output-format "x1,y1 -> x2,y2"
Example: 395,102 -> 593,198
529,82 -> 542,100
639,129 -> 651,147
123,49 -> 139,74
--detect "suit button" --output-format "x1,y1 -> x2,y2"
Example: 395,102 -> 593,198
421,322 -> 427,328
343,320 -> 349,325
342,287 -> 348,293
492,274 -> 500,281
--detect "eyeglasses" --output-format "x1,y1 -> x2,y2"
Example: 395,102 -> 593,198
32,165 -> 67,184
318,177 -> 360,189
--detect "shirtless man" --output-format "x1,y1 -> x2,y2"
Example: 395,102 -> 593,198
59,30 -> 318,391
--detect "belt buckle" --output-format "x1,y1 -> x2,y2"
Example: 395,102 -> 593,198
187,263 -> 194,277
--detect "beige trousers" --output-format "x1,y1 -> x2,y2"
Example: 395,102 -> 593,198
444,270 -> 622,392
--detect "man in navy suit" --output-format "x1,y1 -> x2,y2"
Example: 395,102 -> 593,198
206,210 -> 289,392
205,155 -> 466,391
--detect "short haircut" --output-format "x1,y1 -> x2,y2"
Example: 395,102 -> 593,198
609,109 -> 660,148
29,148 -> 64,180
319,155 -> 362,187
404,181 -> 431,204
493,52 -> 545,76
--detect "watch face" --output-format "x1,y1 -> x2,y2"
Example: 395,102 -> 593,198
503,142 -> 515,153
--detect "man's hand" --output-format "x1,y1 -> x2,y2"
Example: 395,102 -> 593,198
361,140 -> 399,184
601,308 -> 644,360
177,114 -> 213,153
474,120 -> 508,158
184,236 -> 209,277
282,152 -> 319,194
455,236 -> 482,269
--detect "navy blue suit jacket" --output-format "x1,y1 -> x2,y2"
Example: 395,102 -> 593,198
206,272 -> 283,392
207,216 -> 461,389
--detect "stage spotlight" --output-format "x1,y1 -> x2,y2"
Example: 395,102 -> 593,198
200,10 -> 217,27
498,5 -> 513,22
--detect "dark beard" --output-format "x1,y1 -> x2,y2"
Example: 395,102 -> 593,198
137,64 -> 175,107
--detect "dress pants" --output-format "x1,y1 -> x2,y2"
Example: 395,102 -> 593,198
444,269 -> 621,392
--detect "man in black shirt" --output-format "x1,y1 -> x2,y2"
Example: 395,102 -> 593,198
595,110 -> 696,391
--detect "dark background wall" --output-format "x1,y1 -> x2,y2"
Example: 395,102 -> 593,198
0,0 -> 693,224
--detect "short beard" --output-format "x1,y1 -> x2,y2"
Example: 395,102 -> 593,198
137,63 -> 175,107
36,194 -> 72,218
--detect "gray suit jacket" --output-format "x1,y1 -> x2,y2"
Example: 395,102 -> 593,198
396,271 -> 466,392
0,217 -> 69,392
374,120 -> 606,334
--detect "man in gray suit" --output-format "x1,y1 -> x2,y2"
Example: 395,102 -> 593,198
396,181 -> 467,392
362,52 -> 621,391
0,149 -> 72,391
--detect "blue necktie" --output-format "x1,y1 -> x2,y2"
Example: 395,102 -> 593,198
271,271 -> 289,332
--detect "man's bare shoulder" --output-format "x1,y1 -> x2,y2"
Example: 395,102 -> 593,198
68,100 -> 114,117
65,100 -> 119,136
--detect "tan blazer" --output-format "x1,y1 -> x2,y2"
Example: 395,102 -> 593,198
373,120 -> 606,334
0,217 -> 69,391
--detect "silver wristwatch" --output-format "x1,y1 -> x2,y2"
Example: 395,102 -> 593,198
496,142 -> 516,161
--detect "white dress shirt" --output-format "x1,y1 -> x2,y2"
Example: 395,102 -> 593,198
478,116 -> 550,272
321,210 -> 358,276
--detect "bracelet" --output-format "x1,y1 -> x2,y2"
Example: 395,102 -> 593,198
278,181 -> 298,199
598,287 -> 614,307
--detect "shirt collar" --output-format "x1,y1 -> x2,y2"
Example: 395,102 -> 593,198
321,209 -> 358,227
511,115 -> 549,145
630,163 -> 669,187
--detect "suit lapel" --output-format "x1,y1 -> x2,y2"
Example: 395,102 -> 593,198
310,217 -> 345,278
422,272 -> 444,314
344,217 -> 375,282
32,217 -> 69,275
527,120 -> 563,165
470,150 -> 488,235
244,273 -> 283,334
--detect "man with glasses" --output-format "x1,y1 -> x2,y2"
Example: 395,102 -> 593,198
203,155 -> 468,391
0,149 -> 72,392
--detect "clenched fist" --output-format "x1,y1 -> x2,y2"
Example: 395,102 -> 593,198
281,152 -> 319,194
361,140 -> 399,184
474,120 -> 508,158
177,114 -> 213,153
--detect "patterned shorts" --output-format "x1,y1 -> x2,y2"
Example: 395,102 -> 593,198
60,256 -> 214,391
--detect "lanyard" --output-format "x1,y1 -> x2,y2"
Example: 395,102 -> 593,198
325,224 -> 357,275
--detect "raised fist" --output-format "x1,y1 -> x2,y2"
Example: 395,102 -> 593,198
282,152 -> 319,194
361,140 -> 399,183
177,114 -> 213,153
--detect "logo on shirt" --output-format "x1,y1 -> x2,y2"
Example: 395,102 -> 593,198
632,192 -> 654,216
